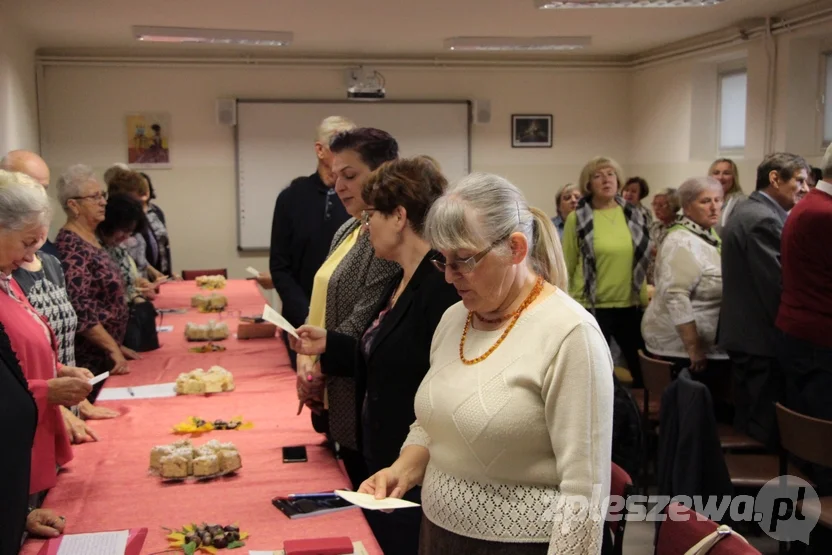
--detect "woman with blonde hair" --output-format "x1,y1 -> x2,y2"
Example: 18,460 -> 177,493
562,156 -> 650,387
360,172 -> 613,554
709,158 -> 745,234
551,182 -> 582,238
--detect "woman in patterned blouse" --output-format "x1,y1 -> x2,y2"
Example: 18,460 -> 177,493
55,165 -> 137,376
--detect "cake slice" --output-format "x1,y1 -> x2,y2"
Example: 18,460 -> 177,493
160,454 -> 189,479
150,445 -> 174,472
193,454 -> 220,477
219,449 -> 242,473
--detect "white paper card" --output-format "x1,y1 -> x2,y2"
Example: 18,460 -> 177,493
96,383 -> 177,401
157,325 -> 174,333
56,530 -> 128,555
88,372 -> 109,386
252,541 -> 367,555
246,266 -> 260,277
262,304 -> 298,339
335,490 -> 420,511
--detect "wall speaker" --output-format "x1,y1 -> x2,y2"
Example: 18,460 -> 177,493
216,98 -> 237,126
473,99 -> 491,125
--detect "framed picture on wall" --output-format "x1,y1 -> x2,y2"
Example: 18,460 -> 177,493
126,113 -> 172,169
512,114 -> 553,148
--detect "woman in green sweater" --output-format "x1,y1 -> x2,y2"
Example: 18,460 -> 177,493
562,156 -> 650,387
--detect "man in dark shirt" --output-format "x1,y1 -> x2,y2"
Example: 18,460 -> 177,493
268,116 -> 355,368
1,150 -> 61,259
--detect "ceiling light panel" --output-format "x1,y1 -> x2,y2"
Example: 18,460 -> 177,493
133,26 -> 293,46
444,36 -> 592,51
536,0 -> 725,8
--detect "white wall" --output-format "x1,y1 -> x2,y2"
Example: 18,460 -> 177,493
630,23 -> 832,197
0,12 -> 39,154
39,65 -> 630,277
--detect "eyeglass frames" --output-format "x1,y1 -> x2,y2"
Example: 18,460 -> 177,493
71,191 -> 108,202
430,234 -> 510,275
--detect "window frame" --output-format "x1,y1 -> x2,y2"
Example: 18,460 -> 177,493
716,68 -> 748,156
819,51 -> 832,150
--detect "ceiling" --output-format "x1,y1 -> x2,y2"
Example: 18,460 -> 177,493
0,0 -> 820,59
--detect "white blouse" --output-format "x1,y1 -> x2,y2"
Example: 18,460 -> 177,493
642,228 -> 728,360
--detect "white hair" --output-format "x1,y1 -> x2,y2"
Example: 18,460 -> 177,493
425,172 -> 568,290
0,170 -> 52,230
678,176 -> 723,208
317,116 -> 356,145
56,164 -> 99,212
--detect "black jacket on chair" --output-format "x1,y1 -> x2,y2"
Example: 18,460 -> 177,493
0,321 -> 38,555
320,251 -> 460,472
657,370 -> 732,503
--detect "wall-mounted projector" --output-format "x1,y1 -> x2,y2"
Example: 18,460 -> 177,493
345,66 -> 386,100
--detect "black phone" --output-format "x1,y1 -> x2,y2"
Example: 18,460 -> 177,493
282,445 -> 308,463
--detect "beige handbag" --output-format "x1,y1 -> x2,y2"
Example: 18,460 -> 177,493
684,524 -> 750,555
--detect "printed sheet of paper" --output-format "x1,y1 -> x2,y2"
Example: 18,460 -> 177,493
56,530 -> 128,555
251,542 -> 367,555
96,383 -> 177,401
246,266 -> 260,277
262,304 -> 298,339
335,490 -> 420,511
89,371 -> 109,386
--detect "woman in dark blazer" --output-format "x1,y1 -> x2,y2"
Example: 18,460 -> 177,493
295,157 -> 459,555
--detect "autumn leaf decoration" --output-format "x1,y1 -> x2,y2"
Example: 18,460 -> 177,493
166,523 -> 248,553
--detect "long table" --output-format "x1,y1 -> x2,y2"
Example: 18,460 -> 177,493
21,280 -> 382,555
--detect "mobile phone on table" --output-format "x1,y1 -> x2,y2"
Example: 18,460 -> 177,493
282,445 -> 308,463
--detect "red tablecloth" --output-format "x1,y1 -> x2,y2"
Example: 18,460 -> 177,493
21,280 -> 382,555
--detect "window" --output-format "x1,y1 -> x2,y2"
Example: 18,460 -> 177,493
718,70 -> 747,152
823,54 -> 832,144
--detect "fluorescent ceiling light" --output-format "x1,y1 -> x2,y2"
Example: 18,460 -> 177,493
536,0 -> 725,7
444,36 -> 591,52
133,26 -> 293,46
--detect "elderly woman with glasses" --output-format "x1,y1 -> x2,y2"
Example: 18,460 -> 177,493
55,165 -> 131,377
293,157 -> 459,555
360,173 -> 613,555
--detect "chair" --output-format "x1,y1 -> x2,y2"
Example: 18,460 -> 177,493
656,502 -> 761,554
635,350 -> 673,492
776,403 -> 832,530
717,423 -> 765,452
181,268 -> 228,280
608,462 -> 633,555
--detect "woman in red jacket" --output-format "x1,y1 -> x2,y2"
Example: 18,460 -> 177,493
0,170 -> 91,497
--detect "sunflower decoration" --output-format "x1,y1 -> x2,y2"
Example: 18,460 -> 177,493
172,416 -> 254,436
166,523 -> 248,554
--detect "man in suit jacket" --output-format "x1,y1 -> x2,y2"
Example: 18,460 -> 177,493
267,116 -> 355,369
719,152 -> 809,448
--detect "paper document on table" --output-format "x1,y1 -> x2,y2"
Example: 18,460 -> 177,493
56,530 -> 128,555
335,490 -> 420,511
89,372 -> 109,386
96,383 -> 177,401
252,542 -> 368,555
262,304 -> 298,339
157,325 -> 174,333
246,266 -> 260,277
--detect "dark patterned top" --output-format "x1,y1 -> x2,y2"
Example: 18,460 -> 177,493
105,244 -> 139,302
55,229 -> 129,374
12,253 -> 78,366
124,233 -> 149,278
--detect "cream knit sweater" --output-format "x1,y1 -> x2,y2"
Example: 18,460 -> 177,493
403,289 -> 614,554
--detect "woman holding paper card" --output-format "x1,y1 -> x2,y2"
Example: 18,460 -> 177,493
0,170 -> 93,497
294,157 -> 459,555
294,128 -> 401,491
359,173 -> 614,555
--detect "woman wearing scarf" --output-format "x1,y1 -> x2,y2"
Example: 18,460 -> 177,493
562,156 -> 650,388
641,177 -> 728,374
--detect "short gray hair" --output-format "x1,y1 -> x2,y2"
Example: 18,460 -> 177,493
425,172 -> 568,290
57,164 -> 99,212
654,187 -> 681,214
0,170 -> 51,230
678,176 -> 723,209
316,116 -> 356,145
103,162 -> 130,185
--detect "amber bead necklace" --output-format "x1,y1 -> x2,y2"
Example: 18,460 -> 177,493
459,276 -> 545,366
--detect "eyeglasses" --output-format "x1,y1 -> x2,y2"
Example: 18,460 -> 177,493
360,208 -> 377,226
71,191 -> 108,203
431,235 -> 509,275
